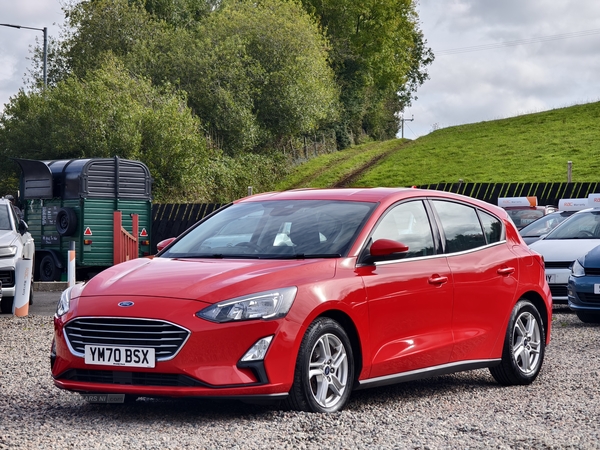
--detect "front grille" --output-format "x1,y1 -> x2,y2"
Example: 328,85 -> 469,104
544,261 -> 573,269
58,369 -> 204,387
577,292 -> 600,303
585,268 -> 600,276
550,284 -> 568,297
0,270 -> 15,288
64,318 -> 190,361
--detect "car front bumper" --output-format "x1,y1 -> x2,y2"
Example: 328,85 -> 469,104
51,295 -> 302,398
568,276 -> 600,313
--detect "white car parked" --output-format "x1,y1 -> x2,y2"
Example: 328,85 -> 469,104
529,207 -> 600,303
0,198 -> 35,313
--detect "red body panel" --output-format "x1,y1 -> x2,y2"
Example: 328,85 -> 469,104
52,188 -> 552,400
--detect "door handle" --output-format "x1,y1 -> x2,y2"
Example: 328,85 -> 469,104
497,267 -> 515,276
428,275 -> 448,285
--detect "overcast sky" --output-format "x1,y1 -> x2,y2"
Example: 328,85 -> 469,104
2,0 -> 600,140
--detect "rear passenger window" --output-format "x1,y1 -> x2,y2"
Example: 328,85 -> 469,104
478,210 -> 503,244
432,200 -> 486,253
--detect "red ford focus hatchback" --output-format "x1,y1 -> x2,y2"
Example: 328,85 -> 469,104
51,188 -> 552,412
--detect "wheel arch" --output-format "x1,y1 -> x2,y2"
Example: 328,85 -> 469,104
316,309 -> 363,387
519,290 -> 551,344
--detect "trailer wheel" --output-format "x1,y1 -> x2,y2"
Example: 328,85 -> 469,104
40,254 -> 61,281
56,207 -> 78,236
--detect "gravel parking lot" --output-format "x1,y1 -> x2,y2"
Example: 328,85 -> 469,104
1,304 -> 599,449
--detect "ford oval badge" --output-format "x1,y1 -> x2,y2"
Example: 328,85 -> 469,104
118,301 -> 134,307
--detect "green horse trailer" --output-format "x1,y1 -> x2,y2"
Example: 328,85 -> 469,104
15,157 -> 152,281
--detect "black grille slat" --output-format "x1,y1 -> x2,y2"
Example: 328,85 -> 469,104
0,270 -> 15,287
584,268 -> 600,276
59,369 -> 204,387
544,261 -> 574,269
550,285 -> 568,296
577,292 -> 600,303
64,318 -> 189,361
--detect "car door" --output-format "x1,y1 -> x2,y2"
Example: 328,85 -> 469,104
430,200 -> 519,362
361,200 -> 455,379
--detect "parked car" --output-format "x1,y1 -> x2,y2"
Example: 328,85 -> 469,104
519,198 -> 590,245
529,207 -> 600,303
568,244 -> 600,323
519,211 -> 575,245
51,188 -> 552,413
0,197 -> 35,314
498,196 -> 556,230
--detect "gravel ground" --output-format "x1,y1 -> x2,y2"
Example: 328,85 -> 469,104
1,306 -> 599,449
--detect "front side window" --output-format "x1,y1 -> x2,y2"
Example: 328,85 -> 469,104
371,200 -> 435,258
162,200 -> 376,259
432,200 -> 486,253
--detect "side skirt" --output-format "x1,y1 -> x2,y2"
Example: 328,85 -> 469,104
356,359 -> 501,390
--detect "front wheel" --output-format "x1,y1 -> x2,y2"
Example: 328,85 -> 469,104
490,299 -> 545,385
285,317 -> 354,413
575,310 -> 600,324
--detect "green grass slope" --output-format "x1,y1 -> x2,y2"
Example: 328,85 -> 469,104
278,102 -> 600,189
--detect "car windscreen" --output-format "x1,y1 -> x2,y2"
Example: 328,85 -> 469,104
0,204 -> 12,230
161,200 -> 377,259
519,212 -> 572,237
544,210 -> 600,239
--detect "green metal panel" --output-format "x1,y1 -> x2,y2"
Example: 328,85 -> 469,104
80,199 -> 152,266
24,197 -> 151,270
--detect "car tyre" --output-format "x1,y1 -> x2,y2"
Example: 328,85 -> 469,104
56,207 -> 78,236
1,296 -> 13,314
575,310 -> 600,324
490,299 -> 545,385
285,317 -> 354,413
40,254 -> 61,281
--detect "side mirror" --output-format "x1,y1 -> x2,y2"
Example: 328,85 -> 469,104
156,237 -> 176,253
362,239 -> 409,265
18,220 -> 28,235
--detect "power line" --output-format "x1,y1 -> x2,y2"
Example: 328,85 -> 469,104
436,28 -> 600,55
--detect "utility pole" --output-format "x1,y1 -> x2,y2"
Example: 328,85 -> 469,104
400,114 -> 414,139
0,23 -> 48,87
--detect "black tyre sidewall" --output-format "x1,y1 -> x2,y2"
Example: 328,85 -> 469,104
0,296 -> 13,314
506,300 -> 545,383
575,310 -> 600,324
296,318 -> 354,413
56,207 -> 78,236
40,254 -> 60,281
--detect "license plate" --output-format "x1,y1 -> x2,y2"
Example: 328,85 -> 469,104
85,345 -> 155,368
595,284 -> 600,294
80,393 -> 125,403
546,274 -> 556,284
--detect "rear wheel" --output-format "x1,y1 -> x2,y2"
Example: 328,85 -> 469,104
490,299 -> 545,385
40,255 -> 60,281
285,317 -> 354,413
575,310 -> 600,324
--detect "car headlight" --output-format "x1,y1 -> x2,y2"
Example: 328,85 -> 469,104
196,287 -> 297,323
0,246 -> 17,258
56,286 -> 73,317
571,259 -> 585,277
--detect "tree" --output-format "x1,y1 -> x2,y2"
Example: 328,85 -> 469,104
300,0 -> 433,142
0,58 -> 213,202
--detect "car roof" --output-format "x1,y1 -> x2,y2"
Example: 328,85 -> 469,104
236,188 -> 507,215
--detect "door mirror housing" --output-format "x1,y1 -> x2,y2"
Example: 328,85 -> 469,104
362,239 -> 409,265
